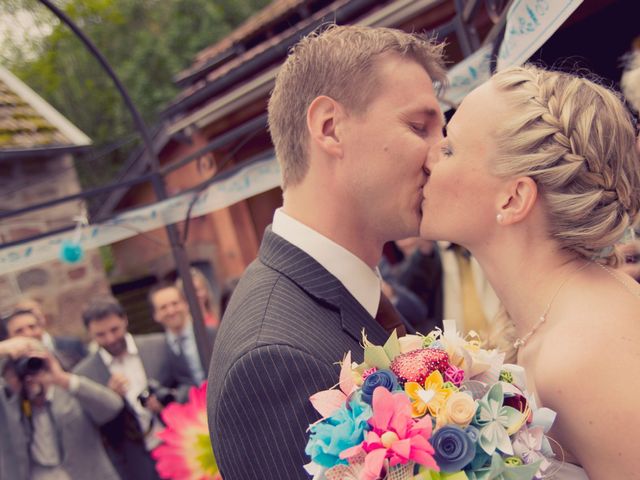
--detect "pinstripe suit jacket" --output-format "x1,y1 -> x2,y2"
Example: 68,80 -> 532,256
207,228 -> 389,479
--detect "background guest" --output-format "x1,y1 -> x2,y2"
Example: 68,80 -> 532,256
175,268 -> 220,328
0,336 -> 122,479
149,283 -> 216,385
13,297 -> 87,370
74,297 -> 192,480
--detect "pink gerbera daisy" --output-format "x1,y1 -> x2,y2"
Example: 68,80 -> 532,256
152,381 -> 221,480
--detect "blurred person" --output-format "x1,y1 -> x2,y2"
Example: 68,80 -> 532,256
175,267 -> 220,328
0,335 -> 122,479
208,24 -> 447,479
149,283 -> 216,385
13,298 -> 87,370
420,65 -> 640,477
387,238 -> 499,335
74,297 -> 192,480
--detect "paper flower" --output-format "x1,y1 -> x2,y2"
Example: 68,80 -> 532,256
361,369 -> 399,404
310,351 -> 358,419
341,387 -> 439,480
440,392 -> 477,428
473,383 -> 524,456
306,328 -> 558,480
431,425 -> 476,472
512,426 -> 552,473
398,334 -> 424,353
390,348 -> 451,386
406,370 -> 453,418
152,381 -> 221,480
306,396 -> 372,468
444,365 -> 465,387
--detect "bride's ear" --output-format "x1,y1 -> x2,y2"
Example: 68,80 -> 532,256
496,176 -> 538,224
306,95 -> 345,159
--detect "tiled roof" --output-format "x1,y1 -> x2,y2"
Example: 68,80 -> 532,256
0,65 -> 90,152
176,0 -> 307,84
0,79 -> 71,149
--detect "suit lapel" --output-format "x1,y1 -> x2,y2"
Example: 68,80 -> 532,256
259,227 -> 388,345
90,354 -> 112,386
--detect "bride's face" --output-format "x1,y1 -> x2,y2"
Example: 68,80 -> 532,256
419,81 -> 509,245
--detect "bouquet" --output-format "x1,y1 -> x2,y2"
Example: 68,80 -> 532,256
304,320 -> 559,480
152,381 -> 222,480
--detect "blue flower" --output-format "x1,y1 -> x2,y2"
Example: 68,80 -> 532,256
361,369 -> 398,404
432,425 -> 476,472
305,397 -> 372,468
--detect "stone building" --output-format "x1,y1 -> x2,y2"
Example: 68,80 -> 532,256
0,65 -> 110,338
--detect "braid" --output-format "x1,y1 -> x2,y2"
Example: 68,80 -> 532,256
491,66 -> 640,266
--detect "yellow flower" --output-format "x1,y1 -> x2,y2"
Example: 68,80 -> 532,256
405,370 -> 451,418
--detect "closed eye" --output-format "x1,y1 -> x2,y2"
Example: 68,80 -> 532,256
410,123 -> 428,135
441,145 -> 453,157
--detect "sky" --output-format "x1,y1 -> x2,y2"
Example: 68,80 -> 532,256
0,7 -> 53,63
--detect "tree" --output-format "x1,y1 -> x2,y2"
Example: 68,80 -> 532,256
0,0 -> 270,193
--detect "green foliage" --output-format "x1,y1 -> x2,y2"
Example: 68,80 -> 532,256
0,0 -> 270,193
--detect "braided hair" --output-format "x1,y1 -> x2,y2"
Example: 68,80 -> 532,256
491,65 -> 640,266
485,66 -> 640,360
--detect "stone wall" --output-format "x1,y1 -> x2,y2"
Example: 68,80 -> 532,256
0,154 -> 111,338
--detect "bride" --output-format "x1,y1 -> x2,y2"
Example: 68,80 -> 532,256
420,65 -> 640,478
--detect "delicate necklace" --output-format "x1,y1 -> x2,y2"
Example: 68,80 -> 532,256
513,261 -> 591,349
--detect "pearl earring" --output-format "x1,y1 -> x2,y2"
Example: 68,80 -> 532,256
496,213 -> 504,223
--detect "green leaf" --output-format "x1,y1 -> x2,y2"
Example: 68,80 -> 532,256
364,345 -> 391,369
383,329 -> 401,361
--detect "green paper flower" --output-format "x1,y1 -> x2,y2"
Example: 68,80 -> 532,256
473,384 -> 524,456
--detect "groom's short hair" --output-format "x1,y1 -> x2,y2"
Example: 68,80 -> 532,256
268,24 -> 447,190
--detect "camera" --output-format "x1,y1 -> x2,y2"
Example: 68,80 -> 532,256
137,379 -> 176,407
11,356 -> 46,379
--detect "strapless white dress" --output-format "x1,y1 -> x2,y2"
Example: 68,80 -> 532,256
548,460 -> 589,479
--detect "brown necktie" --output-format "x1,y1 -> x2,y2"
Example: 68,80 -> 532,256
375,293 -> 406,337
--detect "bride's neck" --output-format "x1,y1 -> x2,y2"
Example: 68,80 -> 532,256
470,239 -> 583,340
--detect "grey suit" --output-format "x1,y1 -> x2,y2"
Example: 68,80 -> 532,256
0,374 -> 123,480
207,228 -> 389,480
166,325 -> 217,386
74,333 -> 192,480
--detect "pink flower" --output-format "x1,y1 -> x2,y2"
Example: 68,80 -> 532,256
340,387 -> 439,480
152,381 -> 221,480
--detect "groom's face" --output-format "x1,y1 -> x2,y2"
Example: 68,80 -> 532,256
340,55 -> 443,242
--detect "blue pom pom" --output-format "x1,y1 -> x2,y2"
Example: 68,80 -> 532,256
60,241 -> 84,263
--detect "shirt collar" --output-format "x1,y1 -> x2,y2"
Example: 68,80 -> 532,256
166,322 -> 193,349
272,208 -> 381,317
98,333 -> 138,366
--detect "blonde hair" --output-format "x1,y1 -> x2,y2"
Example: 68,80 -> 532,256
268,24 -> 447,189
175,267 -> 217,315
491,65 -> 640,265
486,65 -> 640,358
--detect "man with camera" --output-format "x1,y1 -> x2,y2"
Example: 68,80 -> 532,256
12,298 -> 87,371
73,297 -> 193,480
0,335 -> 123,479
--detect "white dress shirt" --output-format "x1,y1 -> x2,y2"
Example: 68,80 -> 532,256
272,208 -> 381,317
98,333 -> 162,450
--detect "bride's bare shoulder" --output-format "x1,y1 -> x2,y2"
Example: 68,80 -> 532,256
530,288 -> 640,476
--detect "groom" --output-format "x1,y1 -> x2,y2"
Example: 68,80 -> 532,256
207,24 -> 447,479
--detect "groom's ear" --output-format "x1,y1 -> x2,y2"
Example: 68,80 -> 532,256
306,95 -> 345,158
497,176 -> 538,224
